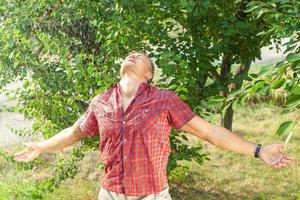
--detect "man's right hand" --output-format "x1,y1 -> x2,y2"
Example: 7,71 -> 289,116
13,125 -> 86,162
14,142 -> 42,162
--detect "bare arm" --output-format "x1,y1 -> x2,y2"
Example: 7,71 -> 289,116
14,123 -> 86,162
180,115 -> 256,156
180,115 -> 294,168
37,124 -> 86,153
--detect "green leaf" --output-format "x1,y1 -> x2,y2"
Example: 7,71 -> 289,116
256,8 -> 271,19
271,79 -> 285,89
258,66 -> 271,75
245,5 -> 261,13
275,60 -> 286,68
207,95 -> 225,106
181,134 -> 188,141
256,85 -> 269,95
290,85 -> 300,95
226,88 -> 243,102
285,94 -> 300,107
280,108 -> 291,115
275,121 -> 294,136
286,53 -> 300,62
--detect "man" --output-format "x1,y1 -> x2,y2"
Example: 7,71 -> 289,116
14,52 -> 294,200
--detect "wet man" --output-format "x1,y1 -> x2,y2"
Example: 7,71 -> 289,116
15,52 -> 294,200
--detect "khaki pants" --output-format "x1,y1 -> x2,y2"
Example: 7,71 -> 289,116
98,184 -> 172,200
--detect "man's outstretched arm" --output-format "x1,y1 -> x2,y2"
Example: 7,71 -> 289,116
14,124 -> 86,162
180,115 -> 294,169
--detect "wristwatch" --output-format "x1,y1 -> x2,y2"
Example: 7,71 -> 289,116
254,144 -> 262,158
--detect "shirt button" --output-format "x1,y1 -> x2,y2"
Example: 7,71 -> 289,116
124,156 -> 127,159
122,121 -> 125,124
124,139 -> 127,143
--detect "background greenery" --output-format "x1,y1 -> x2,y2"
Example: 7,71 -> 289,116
0,0 -> 299,199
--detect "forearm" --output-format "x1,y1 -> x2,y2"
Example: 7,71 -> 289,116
37,126 -> 83,153
207,125 -> 256,156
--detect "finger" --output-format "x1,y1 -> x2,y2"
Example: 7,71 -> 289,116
282,156 -> 293,162
275,157 -> 290,165
14,148 -> 28,157
17,151 -> 38,162
15,154 -> 29,162
277,144 -> 284,153
272,163 -> 281,169
281,158 -> 292,165
278,158 -> 291,167
16,152 -> 35,162
279,161 -> 287,167
21,156 -> 34,162
271,156 -> 283,165
284,155 -> 294,161
274,162 -> 285,169
273,158 -> 287,167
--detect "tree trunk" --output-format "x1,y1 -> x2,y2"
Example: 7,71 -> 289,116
220,61 -> 251,131
221,102 -> 234,131
219,55 -> 232,130
219,0 -> 252,130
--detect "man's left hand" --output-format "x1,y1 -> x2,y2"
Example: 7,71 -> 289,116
259,143 -> 294,169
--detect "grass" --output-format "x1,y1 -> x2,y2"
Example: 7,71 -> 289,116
0,103 -> 299,200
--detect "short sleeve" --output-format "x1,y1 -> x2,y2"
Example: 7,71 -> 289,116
74,98 -> 99,138
166,90 -> 196,130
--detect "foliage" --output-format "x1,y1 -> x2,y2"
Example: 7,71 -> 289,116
0,146 -> 85,200
168,129 -> 210,173
0,0 -> 295,198
143,0 -> 275,130
244,0 -> 300,146
0,147 -> 44,171
0,0 -> 278,133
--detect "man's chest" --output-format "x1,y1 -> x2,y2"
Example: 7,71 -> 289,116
92,88 -> 173,168
120,96 -> 134,114
93,95 -> 166,134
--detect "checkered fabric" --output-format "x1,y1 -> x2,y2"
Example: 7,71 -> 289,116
75,81 -> 196,196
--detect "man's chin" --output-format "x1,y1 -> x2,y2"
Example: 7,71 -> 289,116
121,62 -> 136,70
124,61 -> 136,66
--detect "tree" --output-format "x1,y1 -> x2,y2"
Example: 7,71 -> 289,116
0,1 -> 205,198
0,0 -> 291,198
244,0 -> 300,145
120,0 -> 275,131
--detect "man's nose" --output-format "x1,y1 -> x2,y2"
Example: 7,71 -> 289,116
129,55 -> 136,59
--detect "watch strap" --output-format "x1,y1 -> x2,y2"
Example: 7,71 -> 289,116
254,144 -> 262,158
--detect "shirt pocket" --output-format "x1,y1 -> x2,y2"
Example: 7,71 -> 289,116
134,107 -> 165,147
98,111 -> 119,141
99,111 -> 119,122
130,107 -> 158,128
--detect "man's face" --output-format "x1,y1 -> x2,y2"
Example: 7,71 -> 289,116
120,52 -> 152,82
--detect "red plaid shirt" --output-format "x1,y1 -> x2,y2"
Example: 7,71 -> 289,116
75,81 -> 196,196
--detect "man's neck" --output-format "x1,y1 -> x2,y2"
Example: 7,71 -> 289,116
119,74 -> 145,98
